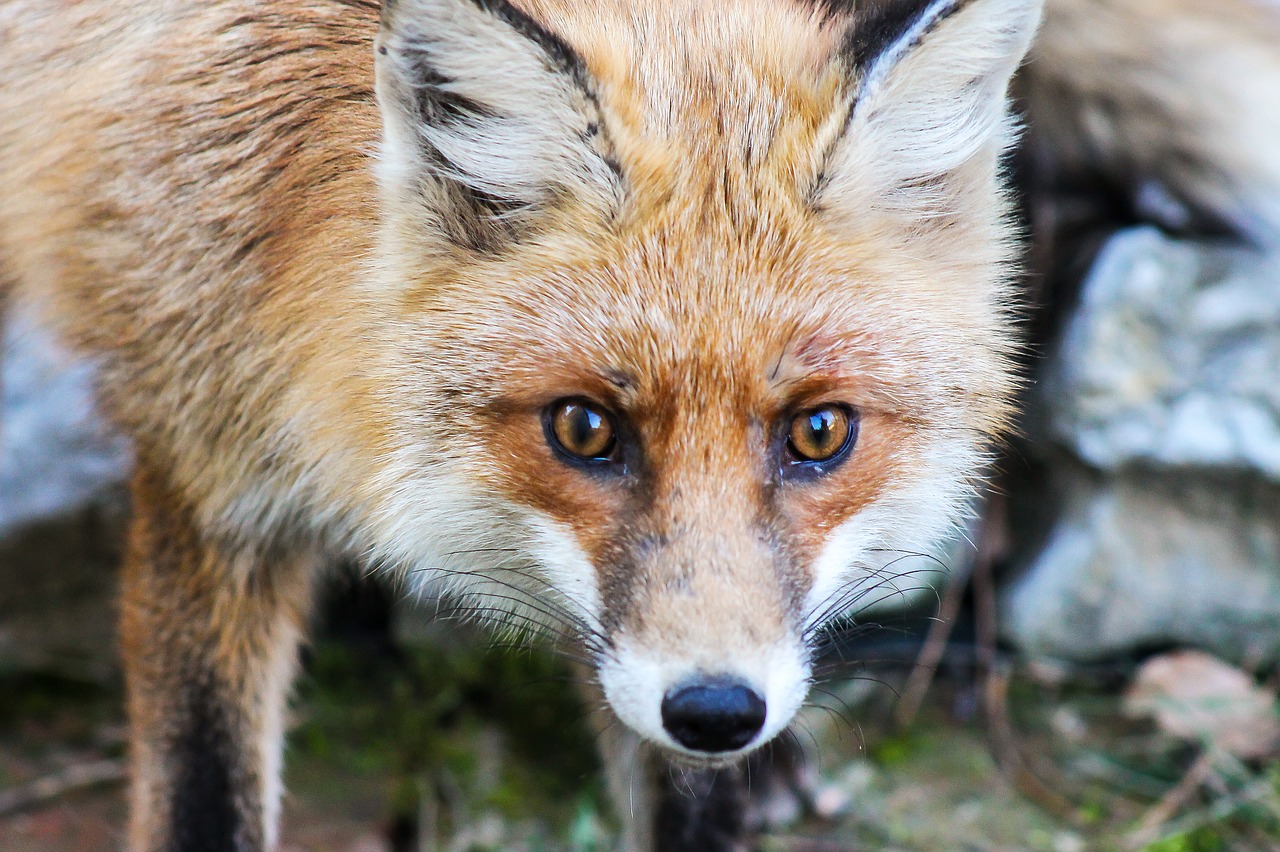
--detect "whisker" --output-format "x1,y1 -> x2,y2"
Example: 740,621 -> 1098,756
801,555 -> 949,633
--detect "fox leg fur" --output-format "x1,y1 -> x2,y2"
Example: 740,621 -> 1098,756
120,465 -> 315,851
595,721 -> 755,852
591,696 -> 806,851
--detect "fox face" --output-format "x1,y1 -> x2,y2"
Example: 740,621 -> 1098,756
364,0 -> 1039,760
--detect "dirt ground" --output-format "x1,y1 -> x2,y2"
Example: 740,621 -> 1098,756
3,618 -> 1278,852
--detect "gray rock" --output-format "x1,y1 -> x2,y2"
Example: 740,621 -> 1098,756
1002,462 -> 1280,664
0,310 -> 132,533
1006,228 -> 1280,664
1044,227 -> 1280,479
0,310 -> 131,677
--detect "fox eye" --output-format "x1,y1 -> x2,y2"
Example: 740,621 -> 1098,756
547,399 -> 618,462
785,405 -> 856,467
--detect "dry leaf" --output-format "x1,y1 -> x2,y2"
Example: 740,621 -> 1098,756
1123,649 -> 1280,761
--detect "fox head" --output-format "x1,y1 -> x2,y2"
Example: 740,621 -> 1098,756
362,0 -> 1040,760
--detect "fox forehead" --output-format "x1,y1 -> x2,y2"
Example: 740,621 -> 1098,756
405,217 -> 1015,435
500,0 -> 855,220
521,0 -> 848,126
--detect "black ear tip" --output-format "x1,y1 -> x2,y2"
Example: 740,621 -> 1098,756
841,0 -> 974,71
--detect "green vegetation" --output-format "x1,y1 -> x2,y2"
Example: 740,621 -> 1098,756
287,635 -> 612,850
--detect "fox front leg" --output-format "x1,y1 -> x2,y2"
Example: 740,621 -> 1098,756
120,466 -> 316,851
587,698 -> 754,852
592,702 -> 812,850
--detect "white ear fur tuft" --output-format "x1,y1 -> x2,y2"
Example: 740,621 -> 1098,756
818,0 -> 1043,218
375,0 -> 621,249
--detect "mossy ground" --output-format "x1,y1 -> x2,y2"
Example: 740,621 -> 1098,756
1,633 -> 1277,851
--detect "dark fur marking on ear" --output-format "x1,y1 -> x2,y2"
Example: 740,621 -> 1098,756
389,46 -> 530,250
804,0 -> 978,205
847,0 -> 933,66
464,0 -> 584,80
383,0 -> 625,253
381,0 -> 587,125
804,98 -> 857,207
459,0 -> 620,169
807,0 -> 973,72
442,183 -> 527,252
465,0 -> 623,178
169,676 -> 240,852
402,53 -> 493,126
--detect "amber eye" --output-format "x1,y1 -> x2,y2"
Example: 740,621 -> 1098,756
548,399 -> 617,461
786,405 -> 855,464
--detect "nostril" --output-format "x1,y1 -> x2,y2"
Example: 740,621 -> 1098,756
660,677 -> 767,753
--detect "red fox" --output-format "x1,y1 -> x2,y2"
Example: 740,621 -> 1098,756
1,0 -> 1278,848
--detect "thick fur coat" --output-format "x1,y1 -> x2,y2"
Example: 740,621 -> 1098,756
1,0 -> 1278,848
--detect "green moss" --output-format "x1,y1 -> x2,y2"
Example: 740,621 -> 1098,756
287,636 -> 610,844
1142,826 -> 1226,852
869,732 -> 927,768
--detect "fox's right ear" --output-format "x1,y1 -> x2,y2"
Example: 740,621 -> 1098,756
375,0 -> 622,253
814,0 -> 1043,222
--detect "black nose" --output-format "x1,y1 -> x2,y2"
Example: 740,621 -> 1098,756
661,677 -> 767,753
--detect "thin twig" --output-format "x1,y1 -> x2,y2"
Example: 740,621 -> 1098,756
983,665 -> 1077,821
896,491 -> 1007,728
894,560 -> 970,728
0,758 -> 126,816
973,526 -> 1077,823
1125,750 -> 1215,849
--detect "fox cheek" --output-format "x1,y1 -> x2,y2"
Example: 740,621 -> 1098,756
521,513 -> 607,636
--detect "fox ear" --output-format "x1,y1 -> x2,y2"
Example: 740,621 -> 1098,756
375,0 -> 622,252
815,0 -> 1043,220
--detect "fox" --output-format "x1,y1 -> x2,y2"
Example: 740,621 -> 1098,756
1,0 -> 1279,848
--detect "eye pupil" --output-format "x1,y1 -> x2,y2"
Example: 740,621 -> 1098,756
550,400 -> 616,461
575,407 -> 608,452
807,411 -> 835,448
788,405 -> 853,464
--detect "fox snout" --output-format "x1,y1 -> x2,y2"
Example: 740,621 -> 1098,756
597,632 -> 810,762
589,506 -> 813,761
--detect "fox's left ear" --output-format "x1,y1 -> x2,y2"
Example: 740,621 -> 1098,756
375,0 -> 622,253
815,0 -> 1043,220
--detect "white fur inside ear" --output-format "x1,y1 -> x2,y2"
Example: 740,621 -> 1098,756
375,0 -> 620,219
819,0 -> 1043,215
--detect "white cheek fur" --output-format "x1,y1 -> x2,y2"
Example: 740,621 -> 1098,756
522,513 -> 605,637
804,436 -> 986,635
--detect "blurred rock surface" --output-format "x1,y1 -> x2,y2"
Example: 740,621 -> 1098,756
0,310 -> 131,678
1004,227 -> 1280,664
1045,227 -> 1280,478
